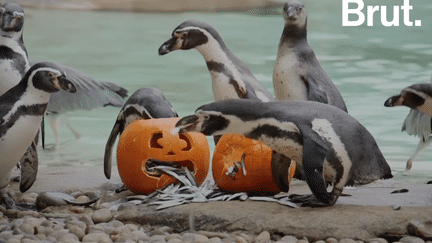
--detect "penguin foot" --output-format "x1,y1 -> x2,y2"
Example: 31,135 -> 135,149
0,192 -> 15,209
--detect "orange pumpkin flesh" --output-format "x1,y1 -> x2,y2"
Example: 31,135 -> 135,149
212,134 -> 296,195
117,118 -> 210,194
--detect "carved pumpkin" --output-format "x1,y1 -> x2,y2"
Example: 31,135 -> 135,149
117,118 -> 210,194
212,134 -> 296,195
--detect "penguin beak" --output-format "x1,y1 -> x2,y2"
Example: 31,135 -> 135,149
158,37 -> 179,55
172,115 -> 200,134
53,75 -> 77,93
384,95 -> 403,107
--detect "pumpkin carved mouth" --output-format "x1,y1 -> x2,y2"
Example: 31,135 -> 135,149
144,158 -> 196,178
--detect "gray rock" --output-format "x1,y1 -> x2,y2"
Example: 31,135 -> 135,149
235,235 -> 248,243
326,238 -> 339,243
5,238 -> 20,243
18,224 -> 34,235
36,192 -> 75,209
87,225 -> 107,234
340,239 -> 357,243
195,234 -> 210,242
82,232 -> 113,243
366,238 -> 388,243
399,236 -> 425,243
407,221 -> 432,240
183,233 -> 198,242
315,241 -> 326,243
210,237 -> 223,243
280,235 -> 298,243
168,239 -> 183,243
92,208 -> 113,224
255,231 -> 271,242
68,225 -> 86,241
108,220 -> 124,228
149,234 -> 167,243
132,230 -> 150,241
166,233 -> 182,241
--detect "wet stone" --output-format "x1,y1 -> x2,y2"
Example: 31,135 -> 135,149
82,232 -> 113,243
366,238 -> 388,243
149,234 -> 167,243
280,235 -> 298,243
340,239 -> 357,243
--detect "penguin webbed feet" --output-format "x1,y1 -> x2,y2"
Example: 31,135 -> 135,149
0,192 -> 15,209
288,188 -> 342,207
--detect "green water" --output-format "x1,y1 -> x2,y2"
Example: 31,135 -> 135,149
25,0 -> 432,183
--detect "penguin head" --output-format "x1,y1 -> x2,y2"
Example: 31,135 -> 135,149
159,19 -> 225,55
384,84 -> 432,110
24,62 -> 77,94
0,3 -> 24,33
174,99 -> 271,136
282,1 -> 307,28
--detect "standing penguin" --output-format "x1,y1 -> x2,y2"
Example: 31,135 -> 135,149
273,1 -> 347,112
0,3 -> 128,147
158,19 -> 275,102
0,62 -> 76,208
104,88 -> 178,179
174,99 -> 392,207
384,82 -> 432,170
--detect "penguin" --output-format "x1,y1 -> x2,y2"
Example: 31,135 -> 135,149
273,1 -> 348,112
0,62 -> 76,209
104,88 -> 178,179
384,82 -> 432,170
0,2 -> 128,147
158,19 -> 276,103
173,99 -> 392,207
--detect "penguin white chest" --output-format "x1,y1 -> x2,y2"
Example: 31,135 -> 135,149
209,71 -> 242,101
0,115 -> 41,173
273,50 -> 308,101
0,60 -> 22,96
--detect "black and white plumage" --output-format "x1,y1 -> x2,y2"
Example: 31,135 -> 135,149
0,62 -> 76,208
174,99 -> 392,207
273,2 -> 347,112
384,82 -> 432,170
0,3 -> 128,147
158,19 -> 276,102
104,88 -> 178,179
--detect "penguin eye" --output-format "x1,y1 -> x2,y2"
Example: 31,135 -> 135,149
48,72 -> 56,78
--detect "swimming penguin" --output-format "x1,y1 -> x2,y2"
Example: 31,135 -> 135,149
384,82 -> 432,170
0,62 -> 76,208
104,88 -> 178,179
0,3 -> 128,147
158,19 -> 276,102
173,99 -> 392,207
273,2 -> 347,112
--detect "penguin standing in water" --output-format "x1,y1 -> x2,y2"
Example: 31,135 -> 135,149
273,1 -> 347,112
0,62 -> 76,208
385,82 -> 432,170
158,19 -> 275,103
174,99 -> 393,207
104,88 -> 178,179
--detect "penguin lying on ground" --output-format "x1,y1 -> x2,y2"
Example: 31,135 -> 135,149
0,2 -> 128,148
158,19 -> 275,103
0,62 -> 76,209
173,99 -> 393,207
384,82 -> 432,170
104,88 -> 178,180
273,1 -> 347,112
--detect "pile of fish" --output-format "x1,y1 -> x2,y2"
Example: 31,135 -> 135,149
125,165 -> 299,210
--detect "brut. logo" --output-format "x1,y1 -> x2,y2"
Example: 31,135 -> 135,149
342,0 -> 421,27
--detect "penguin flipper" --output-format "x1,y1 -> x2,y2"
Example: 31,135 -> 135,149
295,125 -> 334,206
19,141 -> 38,193
104,122 -> 121,179
302,74 -> 329,104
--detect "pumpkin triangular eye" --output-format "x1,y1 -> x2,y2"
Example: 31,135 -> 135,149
150,133 -> 163,148
179,134 -> 192,151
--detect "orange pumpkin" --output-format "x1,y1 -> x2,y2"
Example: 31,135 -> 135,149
212,134 -> 296,195
117,118 -> 210,194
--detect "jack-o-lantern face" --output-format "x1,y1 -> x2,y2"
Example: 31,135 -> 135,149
117,118 -> 210,194
212,134 -> 296,195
